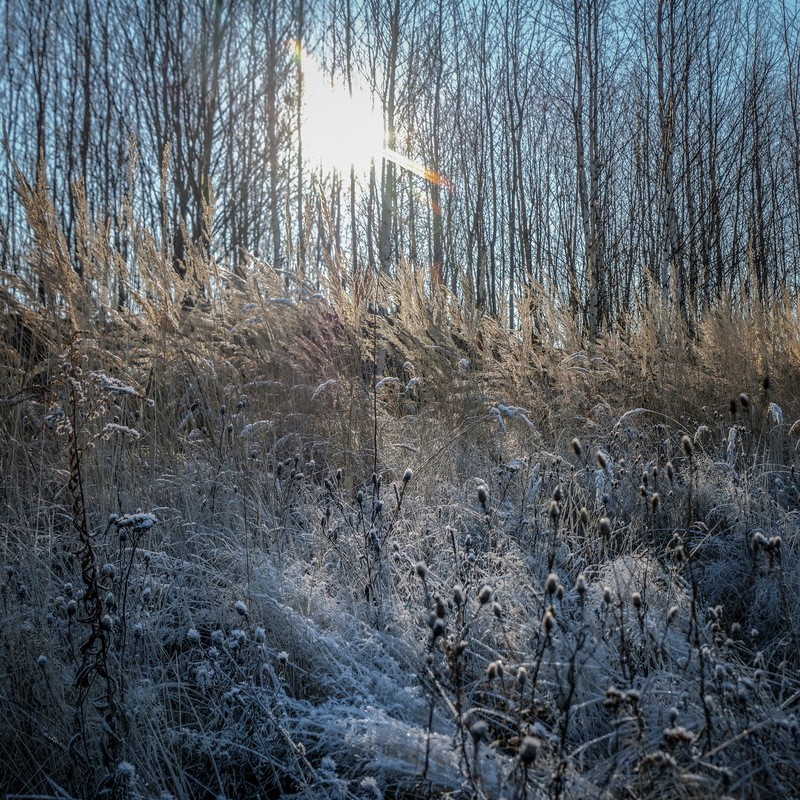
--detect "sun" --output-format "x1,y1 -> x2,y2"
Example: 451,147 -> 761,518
299,46 -> 385,177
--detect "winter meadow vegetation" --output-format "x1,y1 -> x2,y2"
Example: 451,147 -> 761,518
4,1 -> 800,798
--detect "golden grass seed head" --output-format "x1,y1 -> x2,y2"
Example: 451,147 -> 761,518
666,461 -> 674,481
680,435 -> 693,457
596,450 -> 608,469
571,437 -> 583,457
650,493 -> 660,513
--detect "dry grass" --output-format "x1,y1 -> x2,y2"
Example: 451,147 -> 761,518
2,182 -> 800,799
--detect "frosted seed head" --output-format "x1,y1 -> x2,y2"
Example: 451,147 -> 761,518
403,468 -> 413,484
542,607 -> 556,634
477,484 -> 489,507
752,531 -> 767,551
469,719 -> 487,744
116,761 -> 136,781
477,585 -> 493,605
415,561 -> 428,580
519,735 -> 539,765
517,666 -> 528,688
434,595 -> 446,619
571,438 -> 582,457
595,451 -> 608,469
453,583 -> 464,608
453,585 -> 464,607
681,435 -> 693,457
545,573 -> 559,595
599,517 -> 612,537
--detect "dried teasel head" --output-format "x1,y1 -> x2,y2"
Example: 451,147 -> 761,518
477,584 -> 493,605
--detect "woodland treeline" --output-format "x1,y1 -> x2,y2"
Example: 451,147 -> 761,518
2,0 -> 800,336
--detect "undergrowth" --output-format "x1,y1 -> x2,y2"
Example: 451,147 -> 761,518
2,185 -> 800,798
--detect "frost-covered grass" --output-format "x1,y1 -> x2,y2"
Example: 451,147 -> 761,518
2,217 -> 800,797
